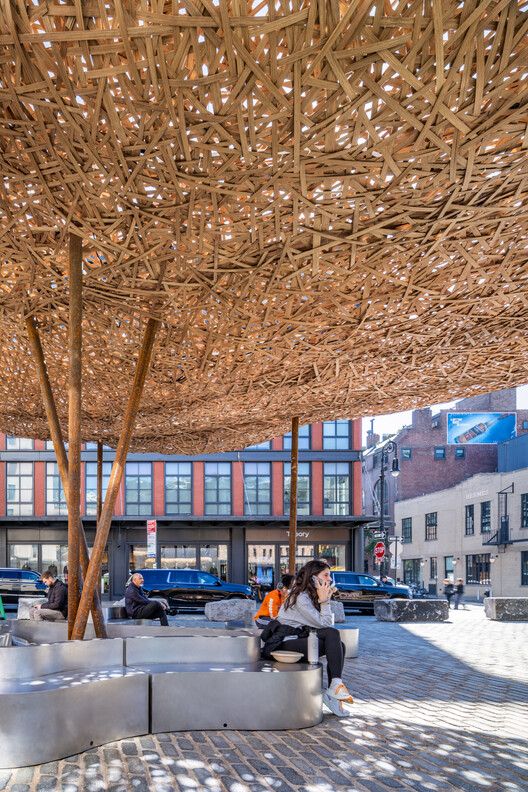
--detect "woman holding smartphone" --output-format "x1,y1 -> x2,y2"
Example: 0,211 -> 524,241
261,559 -> 353,717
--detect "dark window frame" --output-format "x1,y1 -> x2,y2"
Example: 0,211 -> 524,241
455,447 -> 465,459
284,461 -> 311,516
430,557 -> 438,580
322,420 -> 351,450
283,425 -> 311,451
165,462 -> 193,516
465,504 -> 475,536
434,447 -> 446,460
125,461 -> 153,516
243,461 -> 272,516
521,493 -> 528,528
401,448 -> 412,460
204,462 -> 232,516
6,461 -> 34,517
85,461 -> 112,516
323,461 -> 351,515
425,512 -> 437,541
466,553 -> 491,585
402,517 -> 412,543
522,551 -> 528,586
480,501 -> 491,533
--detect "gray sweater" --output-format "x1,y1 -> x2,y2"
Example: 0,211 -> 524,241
277,592 -> 334,630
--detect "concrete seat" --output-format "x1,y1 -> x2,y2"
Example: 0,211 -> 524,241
129,660 -> 322,732
124,633 -> 261,665
0,638 -> 148,769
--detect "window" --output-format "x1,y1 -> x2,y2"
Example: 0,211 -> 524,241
522,552 -> 528,586
455,447 -> 465,459
430,557 -> 437,580
46,462 -> 67,515
6,462 -> 33,516
402,517 -> 412,543
425,512 -> 437,541
284,462 -> 311,515
6,436 -> 33,450
165,462 -> 192,515
45,440 -> 69,451
523,421 -> 528,431
401,448 -> 412,460
403,559 -> 421,585
125,462 -> 152,516
465,504 -> 475,536
434,447 -> 446,460
445,556 -> 454,579
480,501 -> 491,533
204,462 -> 231,515
283,425 -> 310,450
522,493 -> 528,528
373,478 -> 389,516
244,440 -> 272,450
323,462 -> 351,515
84,442 -> 112,450
323,420 -> 351,450
85,462 -> 112,515
466,554 -> 490,585
372,452 -> 381,468
243,462 -> 271,515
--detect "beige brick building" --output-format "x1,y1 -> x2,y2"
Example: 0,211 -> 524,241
395,469 -> 528,598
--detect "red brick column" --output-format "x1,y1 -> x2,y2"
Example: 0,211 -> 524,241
312,461 -> 323,514
273,461 -> 283,515
34,461 -> 46,516
153,461 -> 164,516
233,461 -> 244,516
193,462 -> 204,516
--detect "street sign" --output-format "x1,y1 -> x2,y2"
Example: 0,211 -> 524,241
147,519 -> 157,558
374,542 -> 385,561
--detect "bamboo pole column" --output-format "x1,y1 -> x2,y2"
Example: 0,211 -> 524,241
67,233 -> 83,638
72,317 -> 160,640
288,417 -> 299,576
25,316 -> 107,637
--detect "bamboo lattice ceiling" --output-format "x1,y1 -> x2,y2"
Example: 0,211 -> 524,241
0,0 -> 527,453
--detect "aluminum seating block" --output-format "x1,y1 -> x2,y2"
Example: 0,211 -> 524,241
125,634 -> 260,665
0,666 -> 148,768
11,619 -> 96,644
130,661 -> 323,732
0,637 -> 125,679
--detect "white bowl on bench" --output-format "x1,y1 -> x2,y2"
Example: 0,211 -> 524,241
271,650 -> 304,663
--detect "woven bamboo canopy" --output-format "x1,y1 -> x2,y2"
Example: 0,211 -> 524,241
0,0 -> 527,454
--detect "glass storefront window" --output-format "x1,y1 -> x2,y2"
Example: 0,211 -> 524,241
403,558 -> 421,585
160,545 -> 197,569
318,544 -> 346,571
248,544 -> 276,591
129,545 -> 148,575
280,544 -> 314,574
200,544 -> 228,580
9,544 -> 38,571
41,544 -> 68,579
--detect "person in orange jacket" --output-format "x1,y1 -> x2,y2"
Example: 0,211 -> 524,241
255,574 -> 294,628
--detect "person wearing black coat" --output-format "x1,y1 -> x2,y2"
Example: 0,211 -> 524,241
29,571 -> 68,620
125,573 -> 169,625
454,578 -> 467,610
443,579 -> 454,609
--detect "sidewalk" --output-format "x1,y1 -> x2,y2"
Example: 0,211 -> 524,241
2,605 -> 527,792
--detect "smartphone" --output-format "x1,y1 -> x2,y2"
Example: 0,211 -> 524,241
311,575 -> 321,587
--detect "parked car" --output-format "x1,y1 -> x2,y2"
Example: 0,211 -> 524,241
130,568 -> 253,613
0,568 -> 47,604
332,572 -> 412,613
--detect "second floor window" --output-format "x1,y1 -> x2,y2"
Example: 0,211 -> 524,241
6,436 -> 33,450
7,462 -> 33,516
465,504 -> 475,536
283,425 -> 311,450
480,501 -> 491,533
323,420 -> 350,450
425,512 -> 437,541
244,462 -> 271,515
125,462 -> 152,516
434,447 -> 446,460
205,462 -> 231,515
85,462 -> 112,515
284,462 -> 311,515
402,517 -> 412,543
522,493 -> 528,528
323,462 -> 350,515
165,462 -> 192,515
46,462 -> 66,516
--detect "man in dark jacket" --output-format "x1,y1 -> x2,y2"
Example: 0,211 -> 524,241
29,570 -> 68,621
125,573 -> 169,625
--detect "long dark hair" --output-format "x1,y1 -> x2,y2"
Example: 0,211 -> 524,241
284,560 -> 330,612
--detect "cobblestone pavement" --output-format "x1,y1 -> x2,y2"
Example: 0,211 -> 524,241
2,605 -> 527,792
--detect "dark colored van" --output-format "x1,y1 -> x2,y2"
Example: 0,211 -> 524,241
0,568 -> 47,604
130,569 -> 253,612
333,572 -> 412,613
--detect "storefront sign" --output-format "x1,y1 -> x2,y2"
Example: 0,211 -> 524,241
147,520 -> 157,558
285,531 -> 310,538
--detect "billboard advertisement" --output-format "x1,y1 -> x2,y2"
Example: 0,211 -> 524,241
447,413 -> 516,445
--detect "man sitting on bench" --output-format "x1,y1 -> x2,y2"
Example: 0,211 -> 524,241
29,570 -> 68,621
125,573 -> 169,625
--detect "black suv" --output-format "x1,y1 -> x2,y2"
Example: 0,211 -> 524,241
0,568 -> 47,604
130,569 -> 253,613
333,572 -> 412,613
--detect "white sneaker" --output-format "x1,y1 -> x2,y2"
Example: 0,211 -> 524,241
327,681 -> 354,703
322,690 -> 348,717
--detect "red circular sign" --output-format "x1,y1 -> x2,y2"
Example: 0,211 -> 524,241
374,542 -> 386,560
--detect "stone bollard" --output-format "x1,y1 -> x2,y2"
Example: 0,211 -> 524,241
205,599 -> 257,622
374,598 -> 449,622
484,597 -> 528,621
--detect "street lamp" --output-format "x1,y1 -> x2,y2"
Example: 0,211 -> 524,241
377,439 -> 399,575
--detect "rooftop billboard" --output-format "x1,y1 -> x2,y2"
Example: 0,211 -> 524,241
447,413 -> 516,445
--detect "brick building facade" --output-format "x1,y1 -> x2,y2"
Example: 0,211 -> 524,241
0,419 -> 367,598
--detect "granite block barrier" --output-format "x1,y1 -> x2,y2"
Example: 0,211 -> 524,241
375,598 -> 449,622
205,598 -> 257,622
484,597 -> 528,621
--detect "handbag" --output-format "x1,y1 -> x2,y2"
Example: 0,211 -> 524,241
261,619 -> 309,658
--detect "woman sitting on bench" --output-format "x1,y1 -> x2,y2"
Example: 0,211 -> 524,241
261,560 -> 353,717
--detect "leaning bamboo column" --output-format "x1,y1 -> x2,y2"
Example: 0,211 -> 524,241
72,317 -> 160,640
67,234 -> 83,637
25,317 -> 106,637
288,417 -> 299,576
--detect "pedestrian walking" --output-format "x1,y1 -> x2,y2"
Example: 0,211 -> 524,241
454,578 -> 467,610
444,579 -> 454,609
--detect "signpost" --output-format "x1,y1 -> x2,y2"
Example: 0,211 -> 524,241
147,519 -> 157,559
374,542 -> 385,562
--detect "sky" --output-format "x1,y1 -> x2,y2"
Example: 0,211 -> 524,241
361,384 -> 528,446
